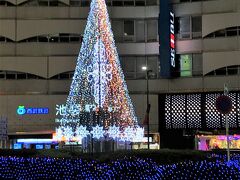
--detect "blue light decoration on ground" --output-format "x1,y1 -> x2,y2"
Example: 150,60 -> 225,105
55,0 -> 143,143
0,154 -> 240,179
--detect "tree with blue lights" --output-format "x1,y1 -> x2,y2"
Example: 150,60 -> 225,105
55,0 -> 143,143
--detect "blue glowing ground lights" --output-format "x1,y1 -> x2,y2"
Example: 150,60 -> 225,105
0,154 -> 239,179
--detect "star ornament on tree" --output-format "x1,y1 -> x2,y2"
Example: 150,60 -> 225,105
107,125 -> 120,140
91,125 -> 105,139
75,125 -> 90,141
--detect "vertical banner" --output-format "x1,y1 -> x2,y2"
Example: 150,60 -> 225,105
159,0 -> 179,78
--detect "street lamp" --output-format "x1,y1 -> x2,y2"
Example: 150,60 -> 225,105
142,66 -> 152,150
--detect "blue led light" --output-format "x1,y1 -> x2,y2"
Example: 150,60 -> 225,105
0,154 -> 239,178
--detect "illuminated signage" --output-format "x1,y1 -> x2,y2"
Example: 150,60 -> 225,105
170,11 -> 175,68
17,106 -> 49,115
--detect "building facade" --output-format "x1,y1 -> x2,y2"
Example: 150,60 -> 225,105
0,0 -> 239,149
0,0 -> 159,147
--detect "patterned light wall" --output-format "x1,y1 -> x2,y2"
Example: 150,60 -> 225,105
161,92 -> 240,130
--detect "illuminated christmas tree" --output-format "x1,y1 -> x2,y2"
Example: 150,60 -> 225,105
55,0 -> 143,143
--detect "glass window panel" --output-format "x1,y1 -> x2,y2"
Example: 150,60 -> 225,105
136,20 -> 145,42
70,37 -> 80,42
112,20 -> 123,42
135,0 -> 145,6
123,1 -> 134,6
49,1 -> 58,6
59,36 -> 69,42
0,37 -> 5,42
17,73 -> 27,79
192,54 -> 202,76
147,56 -> 158,77
6,73 -> 16,79
122,57 -> 136,72
38,0 -> 48,6
147,20 -> 157,42
49,37 -> 59,42
226,30 -> 237,37
227,66 -> 238,75
81,0 -> 90,6
179,17 -> 190,33
215,30 -> 226,37
192,16 -> 202,32
38,36 -> 48,42
215,67 -> 226,76
0,74 -> 5,79
59,73 -> 69,79
146,0 -> 157,5
27,37 -> 38,42
112,1 -> 123,6
70,1 -> 81,6
136,57 -> 146,72
180,54 -> 192,77
124,20 -> 134,36
27,74 -> 38,79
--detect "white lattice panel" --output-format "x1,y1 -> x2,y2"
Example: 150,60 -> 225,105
205,93 -> 221,129
186,94 -> 201,128
171,95 -> 186,129
165,95 -> 171,129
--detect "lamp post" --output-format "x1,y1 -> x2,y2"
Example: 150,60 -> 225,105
142,66 -> 152,150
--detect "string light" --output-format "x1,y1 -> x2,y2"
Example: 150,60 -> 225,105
0,154 -> 239,178
55,0 -> 143,142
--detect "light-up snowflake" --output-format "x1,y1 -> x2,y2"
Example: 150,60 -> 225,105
91,125 -> 105,139
55,127 -> 64,141
122,126 -> 135,142
75,125 -> 90,140
63,126 -> 74,141
133,127 -> 144,142
107,125 -> 120,139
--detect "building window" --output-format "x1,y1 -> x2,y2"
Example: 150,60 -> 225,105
192,16 -> 202,39
180,54 -> 192,77
135,0 -> 145,6
124,20 -> 135,41
147,19 -> 158,42
178,16 -> 191,39
112,1 -> 123,6
136,20 -> 145,42
146,0 -> 157,5
123,1 -> 134,6
124,20 -> 134,36
192,54 -> 202,76
120,56 -> 159,79
177,16 -> 202,39
112,20 -> 124,42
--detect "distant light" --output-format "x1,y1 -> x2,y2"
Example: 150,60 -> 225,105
142,66 -> 147,71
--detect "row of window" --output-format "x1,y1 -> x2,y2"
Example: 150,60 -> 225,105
18,34 -> 83,43
177,0 -> 217,2
2,63 -> 240,80
177,16 -> 202,39
0,19 -> 158,43
0,0 -> 158,7
206,66 -> 240,76
0,71 -> 44,79
205,27 -> 240,39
